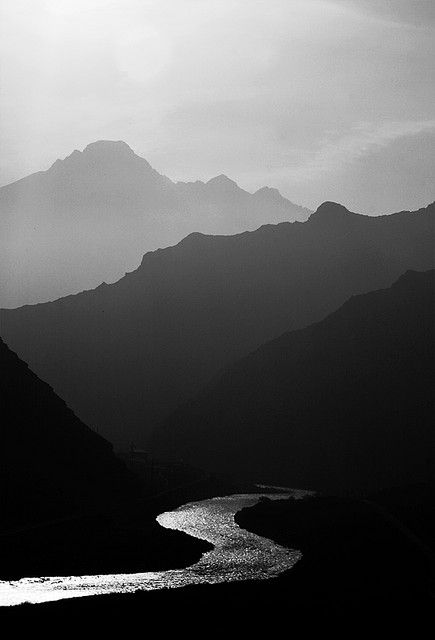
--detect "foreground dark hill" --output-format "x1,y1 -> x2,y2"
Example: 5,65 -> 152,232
0,337 -> 129,528
153,270 -> 435,492
0,338 -> 214,581
1,202 -> 434,448
0,140 -> 309,307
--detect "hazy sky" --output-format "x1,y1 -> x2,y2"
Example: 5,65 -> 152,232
1,0 -> 434,213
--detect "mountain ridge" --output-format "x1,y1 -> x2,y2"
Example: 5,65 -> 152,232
1,201 -> 433,447
152,269 -> 435,492
0,140 -> 310,308
13,200 -> 433,309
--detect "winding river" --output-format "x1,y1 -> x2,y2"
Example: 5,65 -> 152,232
0,491 -> 307,607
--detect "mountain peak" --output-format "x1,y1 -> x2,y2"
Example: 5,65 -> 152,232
254,186 -> 283,200
83,140 -> 135,157
48,140 -> 155,174
309,201 -> 354,223
394,268 -> 434,289
316,201 -> 351,214
206,174 -> 239,189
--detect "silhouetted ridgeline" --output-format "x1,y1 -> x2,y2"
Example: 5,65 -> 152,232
0,202 -> 434,448
153,270 -> 435,492
0,140 -> 309,307
0,337 -> 132,528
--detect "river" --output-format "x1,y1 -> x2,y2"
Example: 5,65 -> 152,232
0,490 -> 307,607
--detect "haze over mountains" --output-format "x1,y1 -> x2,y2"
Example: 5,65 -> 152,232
1,201 -> 433,449
152,270 -> 435,492
0,140 -> 310,308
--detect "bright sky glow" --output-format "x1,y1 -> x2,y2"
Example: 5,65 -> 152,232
1,0 -> 434,212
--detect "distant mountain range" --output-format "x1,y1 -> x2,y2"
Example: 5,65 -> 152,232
0,337 -> 132,528
0,140 -> 310,307
1,201 -> 433,449
152,270 -> 435,493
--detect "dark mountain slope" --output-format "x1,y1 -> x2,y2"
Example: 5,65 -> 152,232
0,338 -> 214,580
152,270 -> 435,492
1,202 -> 433,448
0,337 -> 129,527
0,140 -> 309,307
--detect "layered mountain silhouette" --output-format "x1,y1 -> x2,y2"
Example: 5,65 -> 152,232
152,270 -> 435,492
0,337 -> 130,528
1,201 -> 433,449
0,140 -> 309,307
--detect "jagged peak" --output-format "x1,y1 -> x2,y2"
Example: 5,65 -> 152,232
48,140 -> 155,173
49,149 -> 81,170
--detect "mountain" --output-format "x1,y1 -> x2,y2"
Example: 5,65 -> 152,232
0,140 -> 310,307
0,336 -> 130,528
152,270 -> 435,493
1,202 -> 433,448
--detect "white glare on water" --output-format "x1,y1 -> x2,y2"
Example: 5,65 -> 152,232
0,493 -> 305,607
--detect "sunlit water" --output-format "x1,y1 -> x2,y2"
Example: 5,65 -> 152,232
0,491 -> 308,607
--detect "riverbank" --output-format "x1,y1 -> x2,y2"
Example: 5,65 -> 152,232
235,483 -> 435,604
0,466 -> 240,581
3,555 -> 433,630
2,482 -> 433,626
